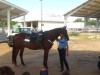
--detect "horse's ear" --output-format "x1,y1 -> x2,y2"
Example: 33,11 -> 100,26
63,26 -> 67,28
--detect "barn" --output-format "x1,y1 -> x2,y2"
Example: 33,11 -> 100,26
0,0 -> 28,42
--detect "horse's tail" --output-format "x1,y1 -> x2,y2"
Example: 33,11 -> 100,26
12,37 -> 15,64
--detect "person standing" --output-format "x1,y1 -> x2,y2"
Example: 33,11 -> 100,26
56,32 -> 70,72
40,67 -> 48,75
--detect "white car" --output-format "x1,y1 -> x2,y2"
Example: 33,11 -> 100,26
7,27 -> 33,47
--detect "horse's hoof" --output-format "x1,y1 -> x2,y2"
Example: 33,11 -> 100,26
13,64 -> 17,67
12,62 -> 17,67
15,64 -> 17,67
15,65 -> 17,67
22,64 -> 26,66
23,64 -> 26,66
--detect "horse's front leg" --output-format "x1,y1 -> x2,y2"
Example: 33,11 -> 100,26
43,50 -> 49,68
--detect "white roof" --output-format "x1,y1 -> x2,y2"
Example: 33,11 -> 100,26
14,13 -> 64,22
0,0 -> 28,20
64,0 -> 100,18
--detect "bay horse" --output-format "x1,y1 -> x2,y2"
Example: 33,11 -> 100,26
12,27 -> 69,68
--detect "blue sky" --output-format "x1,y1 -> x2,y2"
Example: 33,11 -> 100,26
8,0 -> 87,15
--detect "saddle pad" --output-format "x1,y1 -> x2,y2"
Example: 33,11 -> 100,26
24,38 -> 30,42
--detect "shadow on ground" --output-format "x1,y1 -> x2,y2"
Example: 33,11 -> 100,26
0,47 -> 100,75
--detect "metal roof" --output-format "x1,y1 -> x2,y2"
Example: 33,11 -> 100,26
0,0 -> 28,20
64,0 -> 100,18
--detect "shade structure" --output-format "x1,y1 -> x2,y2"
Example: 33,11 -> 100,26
0,0 -> 28,20
64,0 -> 100,18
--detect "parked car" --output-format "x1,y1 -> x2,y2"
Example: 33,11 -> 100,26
7,27 -> 33,47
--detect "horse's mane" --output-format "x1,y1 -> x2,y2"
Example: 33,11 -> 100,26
43,28 -> 63,34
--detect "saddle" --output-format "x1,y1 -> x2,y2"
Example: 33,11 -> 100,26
31,31 -> 42,40
30,31 -> 43,47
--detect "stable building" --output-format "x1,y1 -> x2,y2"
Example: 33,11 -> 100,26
0,0 -> 28,42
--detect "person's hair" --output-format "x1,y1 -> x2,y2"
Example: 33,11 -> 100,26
22,72 -> 30,75
0,66 -> 14,75
60,32 -> 65,35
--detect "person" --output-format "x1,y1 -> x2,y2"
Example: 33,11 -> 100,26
0,66 -> 15,75
22,71 -> 30,75
56,32 -> 70,72
40,67 -> 48,75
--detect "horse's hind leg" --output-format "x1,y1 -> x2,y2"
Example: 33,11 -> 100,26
19,48 -> 25,66
14,48 -> 19,66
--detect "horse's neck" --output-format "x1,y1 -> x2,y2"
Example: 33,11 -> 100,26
44,30 -> 60,42
50,33 -> 59,42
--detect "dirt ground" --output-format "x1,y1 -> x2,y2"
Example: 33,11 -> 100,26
0,39 -> 100,75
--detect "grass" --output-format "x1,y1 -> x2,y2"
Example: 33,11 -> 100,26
68,32 -> 100,40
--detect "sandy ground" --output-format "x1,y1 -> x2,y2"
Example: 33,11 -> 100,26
0,39 -> 100,75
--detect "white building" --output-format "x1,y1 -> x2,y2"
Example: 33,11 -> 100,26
15,13 -> 85,32
16,13 -> 65,31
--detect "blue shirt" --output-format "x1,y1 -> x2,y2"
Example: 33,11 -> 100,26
57,37 -> 68,49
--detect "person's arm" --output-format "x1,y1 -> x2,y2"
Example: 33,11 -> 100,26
66,44 -> 69,56
65,39 -> 69,56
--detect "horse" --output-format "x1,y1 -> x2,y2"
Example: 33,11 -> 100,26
12,27 -> 69,68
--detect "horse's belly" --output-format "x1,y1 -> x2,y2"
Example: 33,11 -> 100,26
24,42 -> 41,50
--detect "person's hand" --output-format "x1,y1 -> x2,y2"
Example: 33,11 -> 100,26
66,52 -> 69,56
66,46 -> 69,56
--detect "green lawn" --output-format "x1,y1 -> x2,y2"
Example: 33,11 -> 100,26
69,33 -> 100,40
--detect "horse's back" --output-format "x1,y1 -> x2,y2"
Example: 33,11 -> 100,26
14,33 -> 29,39
13,33 -> 29,46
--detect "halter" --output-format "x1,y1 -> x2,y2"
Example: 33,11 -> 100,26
48,39 -> 53,45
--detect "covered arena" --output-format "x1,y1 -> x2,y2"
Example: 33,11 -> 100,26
0,0 -> 28,42
64,0 -> 100,31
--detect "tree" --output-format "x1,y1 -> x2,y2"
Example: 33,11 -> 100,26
88,19 -> 96,25
0,21 -> 17,27
74,18 -> 97,25
74,18 -> 84,22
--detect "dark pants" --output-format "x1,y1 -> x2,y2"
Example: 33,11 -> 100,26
58,48 -> 69,71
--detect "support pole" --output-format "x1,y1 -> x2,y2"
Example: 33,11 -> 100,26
31,21 -> 33,28
7,10 -> 10,36
96,18 -> 99,39
23,15 -> 26,27
84,17 -> 88,29
40,0 -> 43,31
1,20 -> 5,33
64,17 -> 68,27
